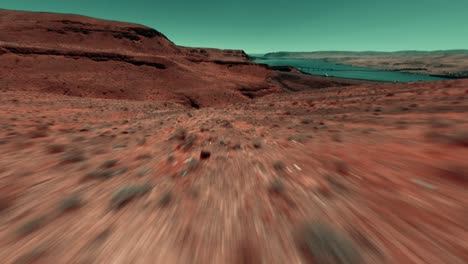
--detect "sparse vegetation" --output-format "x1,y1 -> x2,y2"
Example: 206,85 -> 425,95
449,130 -> 468,147
170,127 -> 187,140
325,174 -> 349,192
86,167 -> 128,180
14,245 -> 48,264
111,183 -> 152,209
335,161 -> 349,175
273,161 -> 286,172
301,119 -> 312,124
424,130 -> 447,143
70,135 -> 86,142
136,153 -> 152,160
112,142 -> 127,149
62,150 -> 86,163
297,222 -> 362,264
137,137 -> 147,146
428,117 -> 451,129
183,133 -> 198,150
46,143 -> 66,154
159,191 -> 173,207
332,133 -> 342,142
167,154 -> 175,163
438,164 -> 467,184
80,125 -> 92,132
58,193 -> 83,212
269,178 -> 285,194
288,134 -> 311,143
16,216 -> 46,236
29,130 -> 48,138
252,139 -> 262,149
181,158 -> 199,177
136,167 -> 151,177
100,159 -> 119,168
170,127 -> 198,150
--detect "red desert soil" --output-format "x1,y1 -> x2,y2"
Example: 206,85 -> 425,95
1,9 -> 468,264
0,9 -> 361,107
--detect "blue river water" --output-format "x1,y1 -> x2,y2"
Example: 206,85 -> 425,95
252,58 -> 448,82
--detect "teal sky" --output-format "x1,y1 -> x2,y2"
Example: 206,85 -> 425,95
1,0 -> 467,53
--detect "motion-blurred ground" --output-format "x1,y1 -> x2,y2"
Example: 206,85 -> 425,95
0,9 -> 467,264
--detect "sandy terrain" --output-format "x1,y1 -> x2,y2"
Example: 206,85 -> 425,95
0,9 -> 468,264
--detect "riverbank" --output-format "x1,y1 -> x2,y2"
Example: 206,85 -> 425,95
256,50 -> 468,79
252,57 -> 449,82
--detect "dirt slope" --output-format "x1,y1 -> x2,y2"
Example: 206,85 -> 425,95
1,79 -> 467,263
0,9 -> 358,107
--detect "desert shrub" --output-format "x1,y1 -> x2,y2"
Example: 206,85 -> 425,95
46,144 -> 66,154
170,128 -> 187,140
301,119 -> 312,124
269,178 -> 285,194
58,194 -> 83,212
16,216 -> 46,236
136,167 -> 151,177
136,153 -> 152,160
111,183 -> 152,209
159,191 -> 173,207
14,245 -> 48,264
62,150 -> 86,163
183,133 -> 198,150
273,161 -> 286,172
100,159 -> 119,168
288,134 -> 311,143
438,164 -> 467,184
298,222 -> 362,264
335,161 -> 349,175
449,131 -> 468,147
86,167 -> 128,180
180,158 -> 199,177
252,139 -> 262,149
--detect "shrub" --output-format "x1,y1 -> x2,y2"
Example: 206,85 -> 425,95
298,222 -> 362,264
252,140 -> 262,149
170,128 -> 187,141
273,161 -> 286,172
86,167 -> 128,180
100,159 -> 119,169
269,179 -> 285,194
58,194 -> 83,212
450,131 -> 468,147
62,150 -> 86,163
159,191 -> 173,207
111,183 -> 152,209
438,164 -> 467,184
46,144 -> 66,154
14,245 -> 48,264
16,216 -> 46,236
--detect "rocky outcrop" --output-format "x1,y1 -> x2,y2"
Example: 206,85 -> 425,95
1,45 -> 167,69
0,9 -> 359,106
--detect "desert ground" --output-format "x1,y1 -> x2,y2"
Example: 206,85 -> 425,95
0,9 -> 467,264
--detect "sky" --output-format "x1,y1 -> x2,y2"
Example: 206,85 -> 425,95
1,0 -> 467,53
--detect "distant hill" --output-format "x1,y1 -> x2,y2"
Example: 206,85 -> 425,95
0,9 -> 358,107
260,50 -> 468,78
